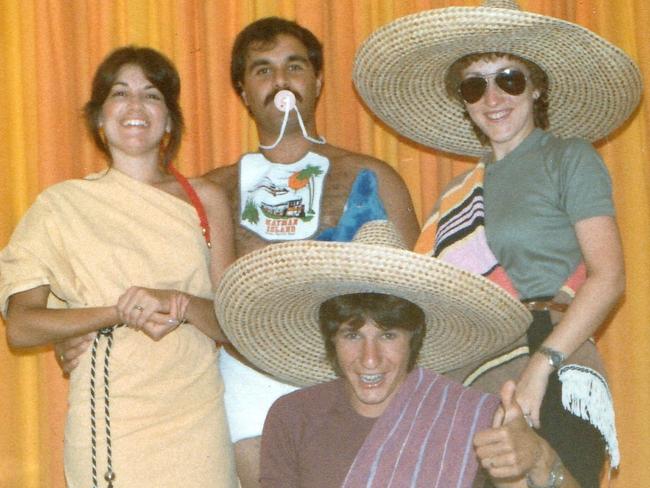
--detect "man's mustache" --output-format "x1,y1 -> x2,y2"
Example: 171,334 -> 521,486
264,88 -> 303,107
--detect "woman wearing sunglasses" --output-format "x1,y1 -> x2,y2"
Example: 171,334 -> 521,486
354,0 -> 642,486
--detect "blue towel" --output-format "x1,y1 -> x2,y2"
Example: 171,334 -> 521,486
316,169 -> 387,242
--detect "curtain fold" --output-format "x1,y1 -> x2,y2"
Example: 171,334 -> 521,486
1,1 -> 647,486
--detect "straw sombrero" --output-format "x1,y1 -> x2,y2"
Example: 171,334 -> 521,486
215,221 -> 531,387
353,0 -> 642,157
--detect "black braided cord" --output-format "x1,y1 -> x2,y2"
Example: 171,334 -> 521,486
90,325 -> 122,488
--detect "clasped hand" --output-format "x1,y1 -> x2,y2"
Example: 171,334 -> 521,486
513,354 -> 553,429
117,286 -> 190,341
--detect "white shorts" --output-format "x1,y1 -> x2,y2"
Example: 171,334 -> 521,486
219,348 -> 299,442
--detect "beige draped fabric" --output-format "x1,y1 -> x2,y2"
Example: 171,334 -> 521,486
0,1 -> 647,486
0,169 -> 236,487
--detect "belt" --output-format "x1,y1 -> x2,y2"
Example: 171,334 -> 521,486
523,300 -> 569,313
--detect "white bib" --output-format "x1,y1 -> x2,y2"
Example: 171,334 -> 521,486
239,152 -> 330,241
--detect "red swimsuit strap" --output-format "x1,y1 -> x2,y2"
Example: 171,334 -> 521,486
168,165 -> 212,248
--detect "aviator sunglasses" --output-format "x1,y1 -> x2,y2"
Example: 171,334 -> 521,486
458,68 -> 528,104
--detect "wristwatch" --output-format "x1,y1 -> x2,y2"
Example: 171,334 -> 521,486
537,346 -> 566,370
526,456 -> 565,488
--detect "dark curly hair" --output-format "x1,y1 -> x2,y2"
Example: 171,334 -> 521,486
84,46 -> 184,166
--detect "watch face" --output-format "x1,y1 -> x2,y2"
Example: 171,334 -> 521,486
527,454 -> 564,487
540,346 -> 565,369
550,351 -> 562,367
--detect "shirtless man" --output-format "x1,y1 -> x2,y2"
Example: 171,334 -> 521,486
57,17 -> 419,488
205,17 -> 418,487
205,17 -> 418,257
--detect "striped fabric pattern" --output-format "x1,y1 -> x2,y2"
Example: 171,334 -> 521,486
342,368 -> 498,488
415,163 -> 518,297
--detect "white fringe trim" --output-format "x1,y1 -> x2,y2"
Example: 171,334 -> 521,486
558,365 -> 620,468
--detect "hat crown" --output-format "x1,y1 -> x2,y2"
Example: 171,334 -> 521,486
352,220 -> 407,250
483,0 -> 521,9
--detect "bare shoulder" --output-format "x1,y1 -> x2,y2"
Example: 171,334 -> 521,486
315,144 -> 400,177
204,162 -> 238,186
316,144 -> 388,167
203,163 -> 240,203
187,176 -> 229,206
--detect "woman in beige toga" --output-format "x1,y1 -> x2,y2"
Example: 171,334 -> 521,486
0,46 -> 237,487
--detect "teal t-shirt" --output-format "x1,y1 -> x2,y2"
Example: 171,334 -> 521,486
483,129 -> 614,299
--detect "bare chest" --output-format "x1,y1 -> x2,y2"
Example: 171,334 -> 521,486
227,164 -> 360,257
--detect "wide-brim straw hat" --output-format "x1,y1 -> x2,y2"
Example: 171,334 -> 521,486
215,221 -> 531,387
353,0 -> 642,157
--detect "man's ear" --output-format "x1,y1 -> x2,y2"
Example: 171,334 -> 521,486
316,75 -> 323,97
239,83 -> 249,106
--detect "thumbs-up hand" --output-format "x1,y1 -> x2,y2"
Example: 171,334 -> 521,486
500,380 -> 532,426
473,381 -> 541,483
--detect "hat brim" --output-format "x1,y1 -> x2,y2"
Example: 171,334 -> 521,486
353,7 -> 642,156
215,240 -> 530,387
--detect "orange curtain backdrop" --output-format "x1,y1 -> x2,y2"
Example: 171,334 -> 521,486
0,1 -> 647,486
